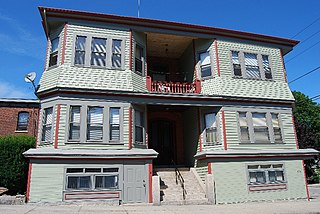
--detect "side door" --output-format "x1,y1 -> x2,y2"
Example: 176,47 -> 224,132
123,163 -> 147,203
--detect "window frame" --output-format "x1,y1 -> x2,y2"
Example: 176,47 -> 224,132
16,111 -> 29,131
72,34 -> 125,70
203,112 -> 220,146
246,163 -> 287,186
134,107 -> 146,146
68,106 -> 82,141
134,43 -> 145,76
198,50 -> 213,80
48,37 -> 60,68
230,50 -> 274,81
86,106 -> 104,142
40,107 -> 54,144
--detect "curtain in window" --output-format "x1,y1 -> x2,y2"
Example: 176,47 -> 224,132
87,107 -> 103,141
252,113 -> 269,141
75,36 -> 86,65
110,108 -> 120,141
91,38 -> 107,67
244,53 -> 260,78
112,40 -> 122,68
69,106 -> 81,140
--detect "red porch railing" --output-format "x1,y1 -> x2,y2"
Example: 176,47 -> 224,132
146,76 -> 201,94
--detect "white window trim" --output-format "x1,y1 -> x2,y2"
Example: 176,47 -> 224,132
198,50 -> 214,80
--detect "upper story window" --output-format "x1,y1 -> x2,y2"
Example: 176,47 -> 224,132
204,112 -> 219,145
199,51 -> 212,78
135,44 -> 144,75
109,107 -> 120,141
69,106 -> 81,141
74,35 -> 124,69
17,112 -> 29,131
87,107 -> 104,141
135,110 -> 144,144
231,51 -> 272,80
238,111 -> 283,144
41,107 -> 53,143
49,37 -> 59,67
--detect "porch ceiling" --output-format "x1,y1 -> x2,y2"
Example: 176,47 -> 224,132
146,32 -> 195,58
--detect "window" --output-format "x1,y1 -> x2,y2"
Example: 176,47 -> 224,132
74,36 -> 86,65
110,107 -> 120,141
271,113 -> 282,143
135,110 -> 144,144
87,107 -> 103,141
232,51 -> 241,76
74,35 -> 123,69
41,107 -> 53,143
204,112 -> 219,145
244,53 -> 260,79
17,112 -> 29,131
112,39 -> 122,68
135,44 -> 143,74
65,167 -> 119,190
231,51 -> 272,80
239,112 -> 250,141
248,164 -> 285,185
262,55 -> 272,79
252,113 -> 269,142
91,38 -> 107,67
49,37 -> 59,67
69,106 -> 81,141
199,51 -> 212,78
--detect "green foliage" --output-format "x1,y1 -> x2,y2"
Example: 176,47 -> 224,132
0,135 -> 35,195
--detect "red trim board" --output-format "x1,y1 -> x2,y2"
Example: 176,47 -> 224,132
214,38 -> 221,77
61,23 -> 68,65
54,104 -> 61,149
221,110 -> 227,150
129,30 -> 132,71
208,162 -> 212,174
26,163 -> 32,203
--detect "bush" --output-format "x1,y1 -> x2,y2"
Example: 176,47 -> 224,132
0,135 -> 35,195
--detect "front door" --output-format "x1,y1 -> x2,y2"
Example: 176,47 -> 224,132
123,164 -> 147,203
149,120 -> 176,165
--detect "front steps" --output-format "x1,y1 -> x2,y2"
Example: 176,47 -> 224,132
154,168 -> 209,205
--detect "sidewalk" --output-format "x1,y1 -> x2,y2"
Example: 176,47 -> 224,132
1,198 -> 319,214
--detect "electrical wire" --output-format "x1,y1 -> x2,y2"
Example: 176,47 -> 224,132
311,94 -> 320,100
285,40 -> 320,63
290,16 -> 320,39
298,29 -> 320,46
289,66 -> 320,84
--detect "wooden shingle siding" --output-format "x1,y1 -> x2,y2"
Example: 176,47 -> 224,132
212,160 -> 307,204
29,163 -> 64,202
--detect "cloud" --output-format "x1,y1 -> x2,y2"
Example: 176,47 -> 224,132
0,81 -> 35,99
0,13 -> 45,60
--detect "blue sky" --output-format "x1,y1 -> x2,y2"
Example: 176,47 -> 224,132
0,0 -> 319,102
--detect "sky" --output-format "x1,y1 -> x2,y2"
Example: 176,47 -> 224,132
0,0 -> 319,103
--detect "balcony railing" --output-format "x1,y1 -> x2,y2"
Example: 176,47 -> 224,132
146,76 -> 201,94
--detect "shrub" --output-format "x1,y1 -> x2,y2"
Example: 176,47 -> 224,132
0,135 -> 35,195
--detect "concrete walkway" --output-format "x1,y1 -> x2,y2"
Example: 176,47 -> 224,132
1,198 -> 319,214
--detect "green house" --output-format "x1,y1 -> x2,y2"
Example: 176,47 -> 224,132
23,7 -> 318,205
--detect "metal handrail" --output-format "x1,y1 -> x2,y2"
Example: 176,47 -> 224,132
172,160 -> 187,200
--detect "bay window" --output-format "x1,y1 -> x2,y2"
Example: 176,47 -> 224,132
112,39 -> 122,68
74,36 -> 87,65
252,113 -> 269,142
91,38 -> 107,67
87,107 -> 103,141
239,112 -> 250,142
49,37 -> 59,67
69,106 -> 81,141
109,107 -> 120,141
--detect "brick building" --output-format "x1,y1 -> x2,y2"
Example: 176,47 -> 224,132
0,99 -> 40,137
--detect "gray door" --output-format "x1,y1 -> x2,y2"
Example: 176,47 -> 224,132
123,164 -> 147,203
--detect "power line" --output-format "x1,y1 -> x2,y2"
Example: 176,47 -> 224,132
291,16 -> 320,39
311,94 -> 320,100
289,66 -> 320,84
298,29 -> 320,46
285,40 -> 320,63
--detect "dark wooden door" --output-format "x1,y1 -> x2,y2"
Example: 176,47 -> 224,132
149,120 -> 175,165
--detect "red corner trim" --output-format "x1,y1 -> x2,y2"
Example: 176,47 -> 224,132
302,160 -> 310,201
54,104 -> 61,149
35,110 -> 41,148
198,108 -> 202,152
128,107 -> 132,149
145,33 -> 148,75
214,38 -> 221,77
193,39 -> 198,80
279,49 -> 287,82
221,110 -> 227,150
26,163 -> 32,203
292,115 -> 299,149
43,39 -> 49,71
61,23 -> 68,65
129,29 -> 133,71
208,162 -> 212,174
149,163 -> 153,203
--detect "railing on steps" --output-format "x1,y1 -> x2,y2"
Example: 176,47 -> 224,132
172,160 -> 187,200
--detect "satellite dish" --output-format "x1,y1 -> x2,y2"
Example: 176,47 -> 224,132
24,72 -> 36,83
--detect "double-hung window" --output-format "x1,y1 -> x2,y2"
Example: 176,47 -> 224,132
271,113 -> 282,143
248,164 -> 285,185
135,110 -> 144,144
199,51 -> 212,78
74,36 -> 87,65
262,55 -> 272,79
17,112 -> 29,131
239,112 -> 250,142
49,37 -> 59,67
204,112 -> 219,145
232,51 -> 241,76
112,39 -> 122,68
41,107 -> 53,143
244,53 -> 260,79
87,107 -> 103,141
69,106 -> 81,141
109,107 -> 120,141
135,44 -> 143,74
252,113 -> 269,142
91,38 -> 107,67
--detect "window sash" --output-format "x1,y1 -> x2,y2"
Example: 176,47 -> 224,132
262,55 -> 272,79
91,38 -> 107,67
200,52 -> 211,78
87,107 -> 103,141
95,175 -> 119,189
112,39 -> 122,68
135,45 -> 143,73
110,108 -> 120,141
135,111 -> 144,144
75,36 -> 87,65
17,112 -> 29,131
69,106 -> 81,141
42,108 -> 53,142
248,164 -> 285,185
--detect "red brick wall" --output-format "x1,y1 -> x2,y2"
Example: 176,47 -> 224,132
0,107 -> 39,137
